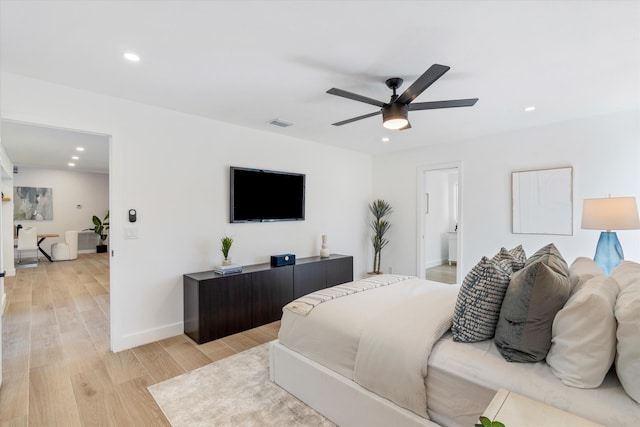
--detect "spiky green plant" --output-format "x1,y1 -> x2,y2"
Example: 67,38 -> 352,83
369,199 -> 392,274
221,235 -> 233,259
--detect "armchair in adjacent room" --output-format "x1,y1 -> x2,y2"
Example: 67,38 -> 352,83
51,230 -> 79,261
17,226 -> 39,264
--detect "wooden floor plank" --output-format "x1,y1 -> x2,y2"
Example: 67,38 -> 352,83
132,342 -> 186,384
0,371 -> 29,423
28,363 -> 82,427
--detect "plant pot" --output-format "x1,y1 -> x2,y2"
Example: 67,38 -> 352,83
222,258 -> 232,266
96,244 -> 108,253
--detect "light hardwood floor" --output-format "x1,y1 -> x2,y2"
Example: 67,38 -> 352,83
0,253 -> 280,426
425,263 -> 457,284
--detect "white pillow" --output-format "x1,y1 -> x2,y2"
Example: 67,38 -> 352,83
611,260 -> 640,290
546,275 -> 619,388
569,256 -> 604,293
615,281 -> 640,403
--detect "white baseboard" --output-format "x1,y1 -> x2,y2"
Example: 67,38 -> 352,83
78,249 -> 97,254
112,321 -> 184,352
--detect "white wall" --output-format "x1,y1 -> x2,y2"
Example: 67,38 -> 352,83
374,109 -> 640,278
12,167 -> 109,255
1,72 -> 373,351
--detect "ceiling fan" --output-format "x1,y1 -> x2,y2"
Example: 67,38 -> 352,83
326,64 -> 478,130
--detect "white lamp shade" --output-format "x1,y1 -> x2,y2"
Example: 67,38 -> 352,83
581,197 -> 640,231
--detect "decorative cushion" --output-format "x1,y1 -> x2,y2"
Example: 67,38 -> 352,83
611,260 -> 640,290
546,275 -> 619,388
615,281 -> 640,403
494,243 -> 572,362
452,256 -> 512,343
492,245 -> 527,272
568,257 -> 604,293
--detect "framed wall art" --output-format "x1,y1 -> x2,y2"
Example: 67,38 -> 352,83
512,167 -> 572,235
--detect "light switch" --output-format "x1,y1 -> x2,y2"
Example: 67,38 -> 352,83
124,228 -> 138,240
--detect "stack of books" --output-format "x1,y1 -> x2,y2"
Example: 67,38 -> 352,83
213,264 -> 243,275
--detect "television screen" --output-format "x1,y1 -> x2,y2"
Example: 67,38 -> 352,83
230,166 -> 305,223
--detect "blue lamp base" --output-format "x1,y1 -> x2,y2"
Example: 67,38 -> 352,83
593,231 -> 624,275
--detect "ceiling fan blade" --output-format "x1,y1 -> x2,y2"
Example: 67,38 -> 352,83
327,88 -> 385,107
395,64 -> 450,105
408,98 -> 479,111
332,110 -> 382,126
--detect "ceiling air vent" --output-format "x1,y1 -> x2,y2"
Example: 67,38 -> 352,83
13,166 -> 18,174
267,118 -> 294,128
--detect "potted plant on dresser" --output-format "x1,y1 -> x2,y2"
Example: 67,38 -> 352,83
85,211 -> 110,253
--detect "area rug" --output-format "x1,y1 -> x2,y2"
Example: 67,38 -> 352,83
148,342 -> 336,426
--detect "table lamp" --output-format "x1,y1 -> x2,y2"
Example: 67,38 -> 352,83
581,196 -> 640,274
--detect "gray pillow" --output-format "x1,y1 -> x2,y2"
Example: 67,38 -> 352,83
452,256 -> 512,342
492,245 -> 527,272
494,243 -> 572,362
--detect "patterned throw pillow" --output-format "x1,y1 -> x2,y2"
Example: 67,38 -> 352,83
492,245 -> 527,272
452,256 -> 513,343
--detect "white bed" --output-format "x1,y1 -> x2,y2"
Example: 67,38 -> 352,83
270,274 -> 640,427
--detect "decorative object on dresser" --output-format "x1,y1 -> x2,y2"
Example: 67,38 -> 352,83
369,199 -> 392,274
320,234 -> 330,258
581,196 -> 640,274
220,235 -> 233,266
183,254 -> 353,344
271,253 -> 295,267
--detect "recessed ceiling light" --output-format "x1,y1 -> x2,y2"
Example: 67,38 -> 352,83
123,52 -> 140,62
525,106 -> 536,112
68,163 -> 76,167
72,156 -> 79,160
76,147 -> 85,152
382,137 -> 390,143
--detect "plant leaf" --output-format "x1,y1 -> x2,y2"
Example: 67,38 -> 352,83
478,417 -> 492,427
492,422 -> 506,427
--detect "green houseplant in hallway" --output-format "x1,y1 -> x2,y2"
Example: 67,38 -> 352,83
369,199 -> 392,274
85,211 -> 110,253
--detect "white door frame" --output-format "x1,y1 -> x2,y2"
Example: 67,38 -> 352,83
416,161 -> 463,281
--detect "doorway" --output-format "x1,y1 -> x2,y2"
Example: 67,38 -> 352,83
417,163 -> 462,284
0,119 -> 111,348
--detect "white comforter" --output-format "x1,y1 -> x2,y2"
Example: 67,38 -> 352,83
279,276 -> 459,418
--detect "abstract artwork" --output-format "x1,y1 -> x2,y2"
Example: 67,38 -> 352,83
14,186 -> 54,220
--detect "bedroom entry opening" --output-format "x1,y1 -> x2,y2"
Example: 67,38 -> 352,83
418,164 -> 461,284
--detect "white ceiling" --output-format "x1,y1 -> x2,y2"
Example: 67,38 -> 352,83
1,0 -> 639,172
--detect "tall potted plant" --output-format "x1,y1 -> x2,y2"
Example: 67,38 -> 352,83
369,199 -> 392,274
86,211 -> 110,253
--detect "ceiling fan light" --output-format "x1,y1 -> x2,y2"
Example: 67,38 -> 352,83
382,104 -> 409,130
383,118 -> 408,130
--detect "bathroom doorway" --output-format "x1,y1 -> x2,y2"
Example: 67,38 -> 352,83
417,163 -> 461,284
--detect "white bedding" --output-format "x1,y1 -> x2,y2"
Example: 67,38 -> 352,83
428,333 -> 640,426
279,277 -> 459,418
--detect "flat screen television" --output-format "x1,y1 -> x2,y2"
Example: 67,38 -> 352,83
230,166 -> 305,223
